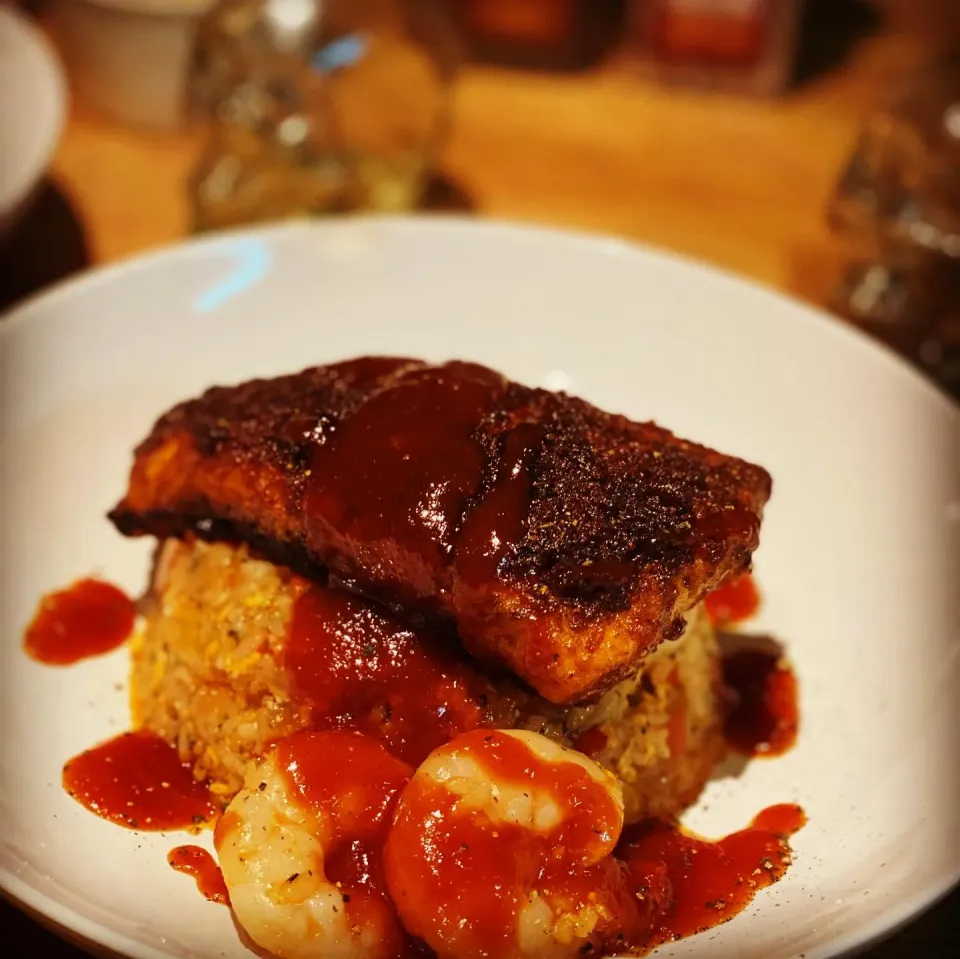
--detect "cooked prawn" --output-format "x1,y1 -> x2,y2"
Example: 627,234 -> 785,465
384,729 -> 654,959
214,729 -> 415,959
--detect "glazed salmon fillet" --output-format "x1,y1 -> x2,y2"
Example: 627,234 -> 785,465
109,357 -> 771,704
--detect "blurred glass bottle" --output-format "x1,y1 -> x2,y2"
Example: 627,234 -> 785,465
623,0 -> 803,96
449,0 -> 625,71
189,0 -> 460,232
827,52 -> 960,395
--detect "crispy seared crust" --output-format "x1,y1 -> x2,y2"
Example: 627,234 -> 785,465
109,358 -> 771,704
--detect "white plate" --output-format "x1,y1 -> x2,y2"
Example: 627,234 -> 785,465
0,6 -> 67,232
1,218 -> 958,959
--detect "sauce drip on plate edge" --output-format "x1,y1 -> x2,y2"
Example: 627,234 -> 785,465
706,573 -> 800,758
620,803 -> 806,944
722,639 -> 799,757
62,730 -> 216,831
168,846 -> 229,904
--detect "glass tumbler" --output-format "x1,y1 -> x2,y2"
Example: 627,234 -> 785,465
189,0 -> 460,231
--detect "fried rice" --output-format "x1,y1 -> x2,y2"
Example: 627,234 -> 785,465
131,538 -> 725,822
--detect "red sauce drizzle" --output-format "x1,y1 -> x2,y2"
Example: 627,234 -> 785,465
705,572 -> 760,626
723,645 -> 799,757
285,585 -> 497,765
23,579 -> 136,665
620,803 -> 806,944
276,730 -> 422,958
453,422 -> 543,593
695,506 -> 760,554
62,731 -> 216,830
168,845 -> 229,904
385,730 -> 653,957
305,362 -> 506,603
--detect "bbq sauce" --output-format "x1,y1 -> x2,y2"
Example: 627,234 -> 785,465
453,421 -> 543,605
619,803 -> 806,943
705,571 -> 760,626
62,731 -> 216,831
284,585 -> 502,766
296,359 -> 767,704
168,845 -> 229,904
303,362 -> 763,614
276,730 -> 421,958
304,362 -> 506,605
24,579 -> 136,665
722,640 -> 799,757
706,574 -> 798,757
385,729 -> 655,955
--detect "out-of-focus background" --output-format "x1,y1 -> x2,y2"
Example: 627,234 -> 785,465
1,0 -> 959,399
0,0 -> 958,951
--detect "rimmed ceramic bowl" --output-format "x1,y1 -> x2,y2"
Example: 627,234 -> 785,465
1,217 -> 957,958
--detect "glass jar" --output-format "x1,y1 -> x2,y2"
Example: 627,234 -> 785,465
827,52 -> 960,397
622,0 -> 803,96
448,0 -> 624,71
188,0 -> 459,232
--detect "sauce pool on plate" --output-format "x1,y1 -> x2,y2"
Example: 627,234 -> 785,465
705,572 -> 800,759
620,803 -> 807,943
62,730 -> 216,830
23,578 -> 136,665
723,645 -> 799,757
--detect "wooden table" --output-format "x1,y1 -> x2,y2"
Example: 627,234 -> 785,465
47,32 -> 923,298
4,22 -> 957,959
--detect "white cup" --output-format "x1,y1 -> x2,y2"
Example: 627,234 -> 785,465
48,0 -> 215,132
